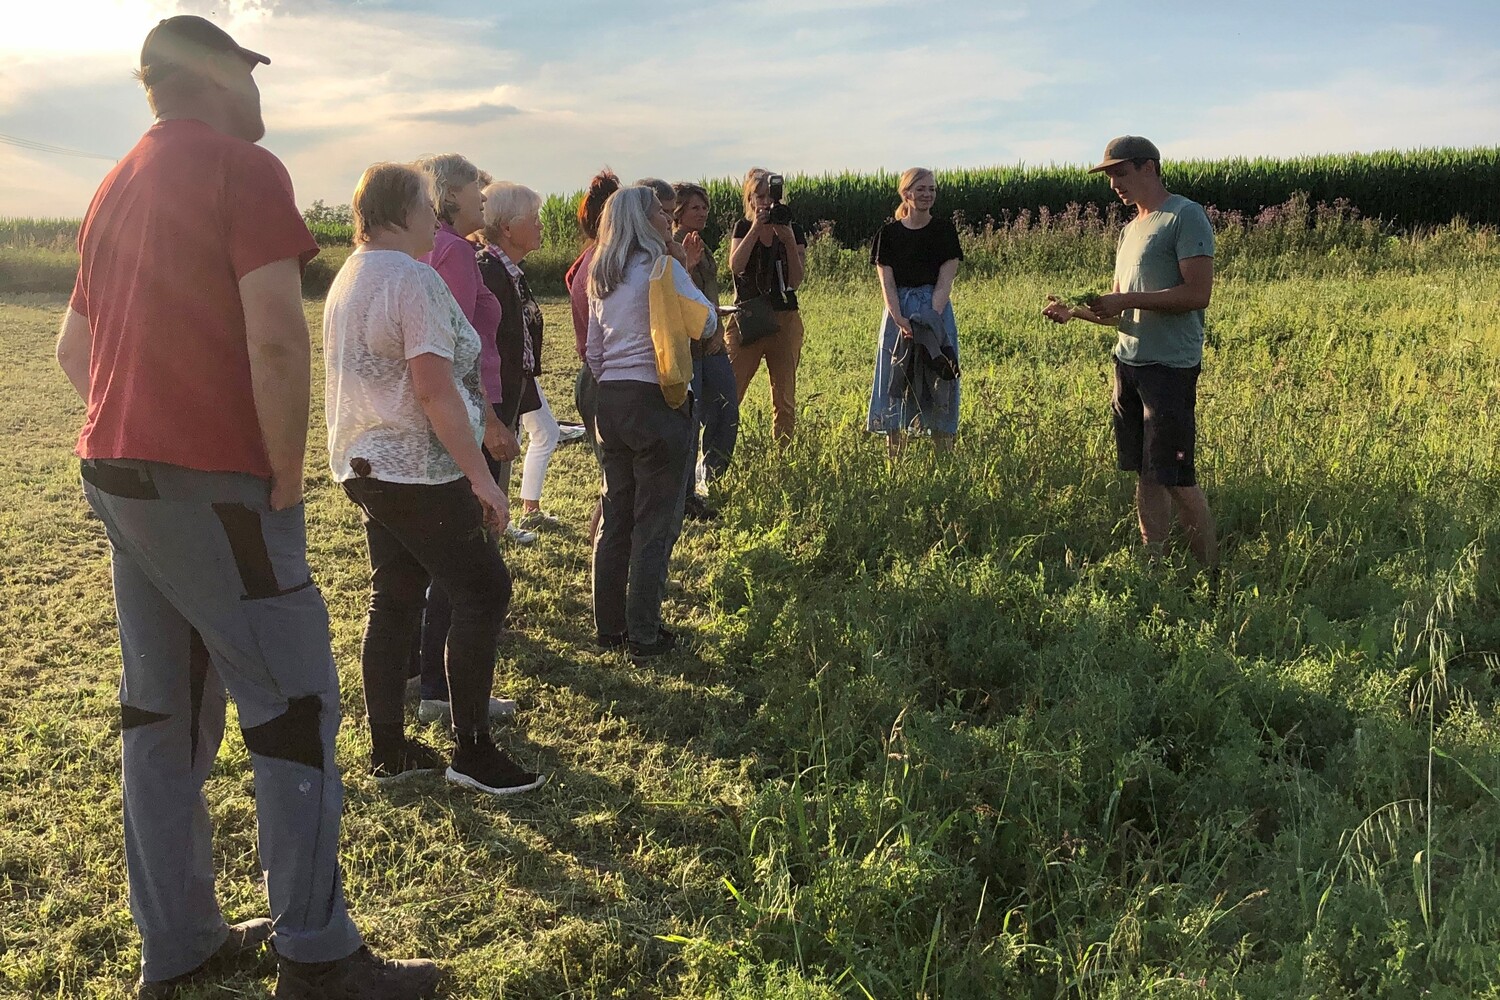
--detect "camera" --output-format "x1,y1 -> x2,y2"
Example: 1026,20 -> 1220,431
765,173 -> 793,226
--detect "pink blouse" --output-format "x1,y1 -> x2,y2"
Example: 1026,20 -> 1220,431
421,221 -> 503,404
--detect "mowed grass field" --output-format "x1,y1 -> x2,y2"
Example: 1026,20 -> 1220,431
4,265 -> 1500,999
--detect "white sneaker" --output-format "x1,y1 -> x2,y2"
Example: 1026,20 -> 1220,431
517,510 -> 561,532
416,697 -> 518,723
557,424 -> 586,443
504,524 -> 539,545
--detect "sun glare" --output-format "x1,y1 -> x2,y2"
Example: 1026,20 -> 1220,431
5,1 -> 198,55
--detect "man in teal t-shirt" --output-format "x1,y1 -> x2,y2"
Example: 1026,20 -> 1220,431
1043,136 -> 1218,566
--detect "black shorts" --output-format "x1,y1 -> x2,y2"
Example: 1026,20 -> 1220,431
1112,359 -> 1200,487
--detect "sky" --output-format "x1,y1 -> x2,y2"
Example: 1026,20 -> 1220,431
3,0 -> 1499,216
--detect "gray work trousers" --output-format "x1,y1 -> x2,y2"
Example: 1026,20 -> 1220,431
593,380 -> 692,644
81,459 -> 362,982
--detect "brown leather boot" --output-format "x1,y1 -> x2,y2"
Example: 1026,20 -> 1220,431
136,917 -> 274,999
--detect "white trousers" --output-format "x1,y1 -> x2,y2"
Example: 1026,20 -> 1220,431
519,382 -> 560,503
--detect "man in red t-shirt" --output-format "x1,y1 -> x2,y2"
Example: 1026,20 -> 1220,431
54,17 -> 439,1000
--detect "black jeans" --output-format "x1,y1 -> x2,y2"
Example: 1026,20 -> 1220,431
418,411 -> 510,702
343,477 -> 511,734
575,364 -> 603,467
593,379 -> 692,644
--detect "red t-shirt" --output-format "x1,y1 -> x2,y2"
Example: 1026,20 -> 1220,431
70,119 -> 319,478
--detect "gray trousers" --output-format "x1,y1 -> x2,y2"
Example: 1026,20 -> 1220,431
81,459 -> 362,982
593,380 -> 692,643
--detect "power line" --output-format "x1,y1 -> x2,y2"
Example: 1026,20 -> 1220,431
0,132 -> 117,162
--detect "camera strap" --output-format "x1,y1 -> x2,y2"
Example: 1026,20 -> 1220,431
750,237 -> 786,300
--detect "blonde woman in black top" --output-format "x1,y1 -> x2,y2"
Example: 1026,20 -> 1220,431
867,167 -> 963,454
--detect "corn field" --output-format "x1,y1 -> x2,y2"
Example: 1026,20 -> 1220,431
542,146 -> 1500,250
7,146 -> 1497,260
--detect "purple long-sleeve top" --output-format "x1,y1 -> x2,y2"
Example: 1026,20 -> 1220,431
420,221 -> 503,403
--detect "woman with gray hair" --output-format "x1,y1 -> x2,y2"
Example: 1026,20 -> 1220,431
587,186 -> 716,657
477,181 -> 564,530
412,153 -> 516,463
411,153 -> 524,729
638,177 -> 716,521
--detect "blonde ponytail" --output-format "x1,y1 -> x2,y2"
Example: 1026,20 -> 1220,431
895,167 -> 935,220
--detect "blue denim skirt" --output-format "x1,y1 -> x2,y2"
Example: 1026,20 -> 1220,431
866,284 -> 960,435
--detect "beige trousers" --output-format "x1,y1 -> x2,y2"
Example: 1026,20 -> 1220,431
726,309 -> 804,443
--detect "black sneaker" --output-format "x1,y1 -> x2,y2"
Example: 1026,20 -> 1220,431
370,737 -> 446,784
273,945 -> 441,1000
595,631 -> 627,650
447,735 -> 547,796
683,494 -> 719,521
628,627 -> 677,659
137,918 -> 274,999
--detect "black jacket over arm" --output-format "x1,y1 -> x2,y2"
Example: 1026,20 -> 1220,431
477,250 -> 542,427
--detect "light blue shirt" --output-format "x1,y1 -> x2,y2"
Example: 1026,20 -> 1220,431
1113,194 -> 1215,368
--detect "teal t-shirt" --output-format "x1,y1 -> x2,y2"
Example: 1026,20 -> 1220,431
1113,194 -> 1214,368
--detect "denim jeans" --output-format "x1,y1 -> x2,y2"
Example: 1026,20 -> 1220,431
691,351 -> 739,488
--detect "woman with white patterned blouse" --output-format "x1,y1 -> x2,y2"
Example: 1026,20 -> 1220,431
323,161 -> 544,797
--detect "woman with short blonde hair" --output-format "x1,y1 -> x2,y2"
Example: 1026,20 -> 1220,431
726,166 -> 807,443
352,162 -> 431,244
867,167 -> 964,453
324,161 -> 542,795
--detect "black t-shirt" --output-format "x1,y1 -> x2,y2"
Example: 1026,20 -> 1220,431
731,217 -> 806,311
870,217 -> 964,288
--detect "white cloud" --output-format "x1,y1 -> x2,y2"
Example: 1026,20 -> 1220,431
221,2 -> 1060,208
2,0 -> 1064,214
1168,68 -> 1500,160
3,0 -> 173,56
5,2 -> 1499,219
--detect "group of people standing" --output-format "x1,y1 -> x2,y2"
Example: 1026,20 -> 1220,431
52,15 -> 1218,1000
319,158 -> 830,798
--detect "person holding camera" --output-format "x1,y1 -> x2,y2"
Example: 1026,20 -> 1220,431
726,167 -> 806,443
867,167 -> 963,455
